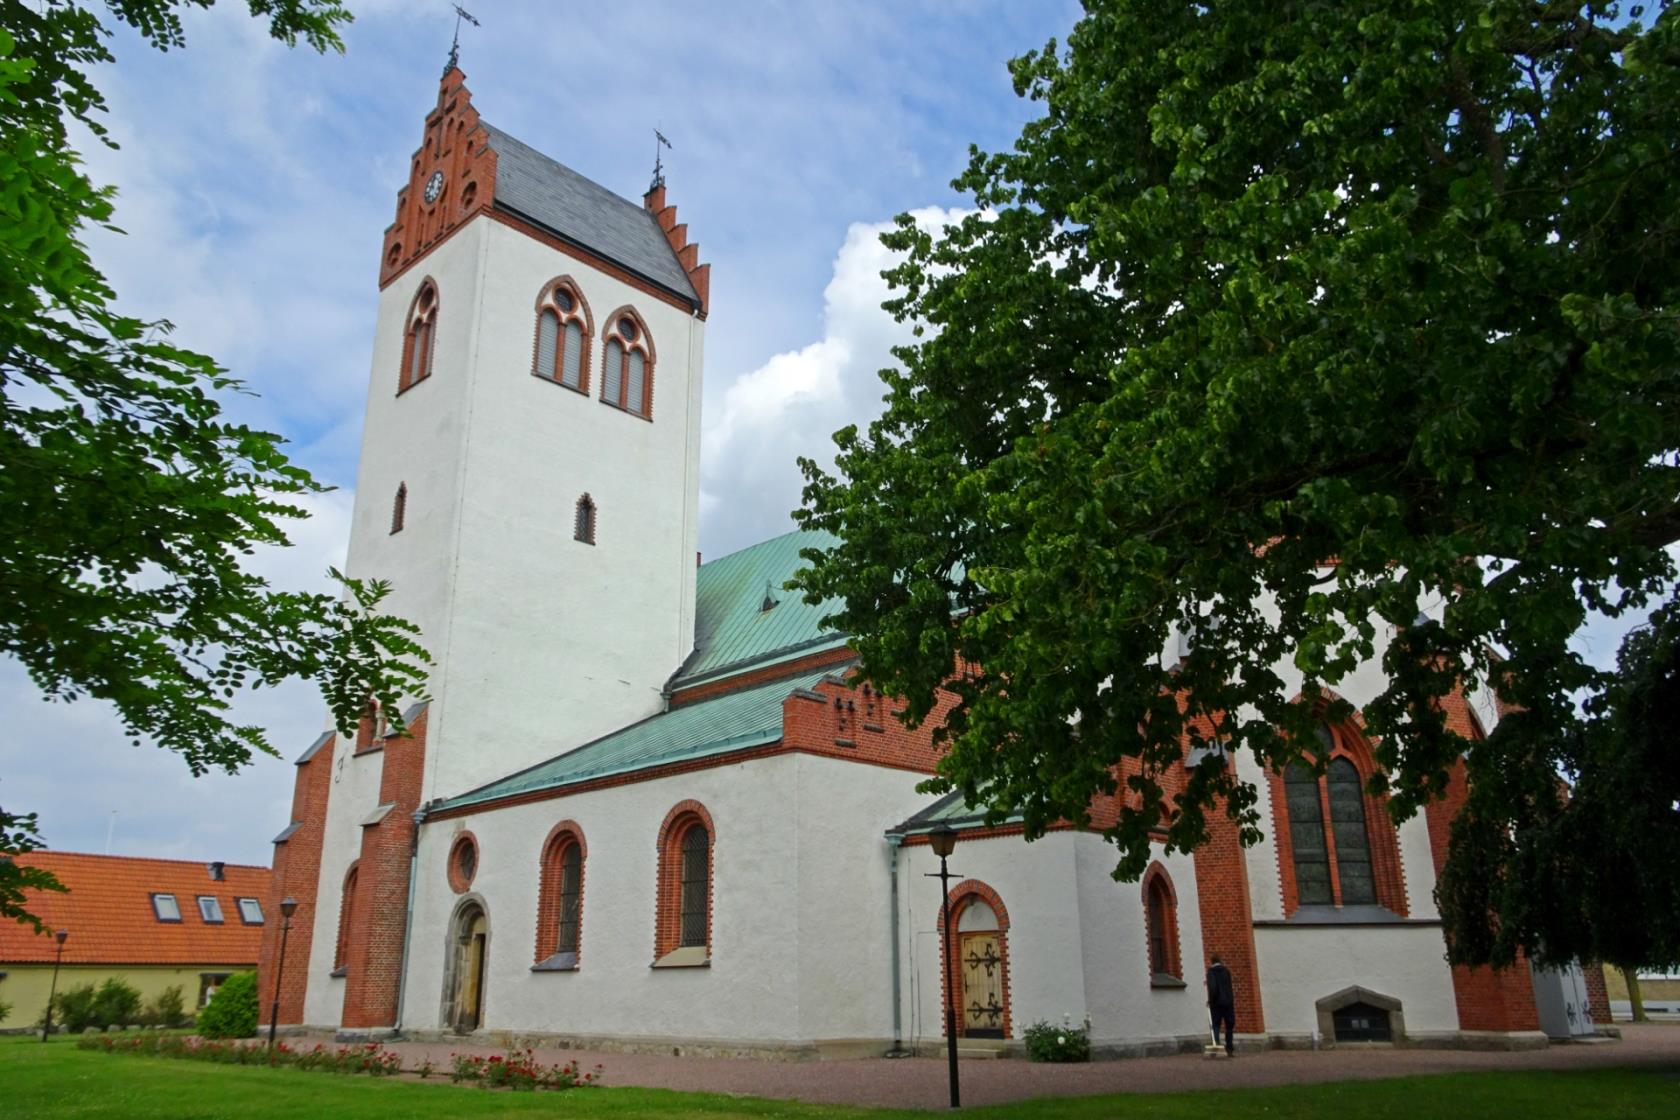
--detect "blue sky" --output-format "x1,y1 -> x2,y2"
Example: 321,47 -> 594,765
0,1 -> 1655,871
0,0 -> 1083,866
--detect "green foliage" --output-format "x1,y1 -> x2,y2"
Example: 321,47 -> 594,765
0,1 -> 430,930
194,971 -> 257,1039
141,984 -> 187,1028
792,0 -> 1680,965
1022,1019 -> 1091,1063
0,997 -> 11,1025
46,978 -> 142,1031
1439,594 -> 1680,968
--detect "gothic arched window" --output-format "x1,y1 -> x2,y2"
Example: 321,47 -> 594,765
390,483 -> 407,534
399,281 -> 438,393
533,279 -> 592,392
600,309 -> 654,418
334,862 -> 359,972
535,823 -> 586,968
1275,721 -> 1407,914
654,802 -> 713,964
679,825 -> 709,948
1142,865 -> 1182,982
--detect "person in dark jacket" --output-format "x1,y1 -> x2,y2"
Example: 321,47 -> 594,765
1206,954 -> 1235,1056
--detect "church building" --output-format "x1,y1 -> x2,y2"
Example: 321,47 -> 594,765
258,67 -> 1610,1057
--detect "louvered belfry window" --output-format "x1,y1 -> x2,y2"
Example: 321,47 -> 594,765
678,825 -> 709,947
601,312 -> 652,416
534,281 -> 589,391
557,842 -> 582,955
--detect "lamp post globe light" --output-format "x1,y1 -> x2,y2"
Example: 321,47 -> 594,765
40,928 -> 68,1042
268,897 -> 299,1048
926,824 -> 961,1109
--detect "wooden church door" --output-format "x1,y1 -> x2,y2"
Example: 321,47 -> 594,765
450,906 -> 488,1032
959,932 -> 1005,1038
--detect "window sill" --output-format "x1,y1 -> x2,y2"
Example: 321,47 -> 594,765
599,398 -> 654,423
531,952 -> 579,973
531,371 -> 590,397
394,374 -> 431,398
1257,905 -> 1435,928
1150,973 -> 1187,989
329,966 -> 348,979
651,946 -> 710,969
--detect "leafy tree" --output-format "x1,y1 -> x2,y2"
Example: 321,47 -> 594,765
195,970 -> 258,1038
1439,596 -> 1680,968
1,1 -> 429,929
793,0 -> 1679,964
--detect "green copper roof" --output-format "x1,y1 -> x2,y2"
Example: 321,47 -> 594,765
674,528 -> 844,688
887,791 -> 1025,837
435,665 -> 845,813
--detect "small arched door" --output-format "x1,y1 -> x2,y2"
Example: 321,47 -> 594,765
445,901 -> 488,1033
956,899 -> 1005,1038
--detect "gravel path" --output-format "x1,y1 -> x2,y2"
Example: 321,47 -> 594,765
314,1023 -> 1679,1110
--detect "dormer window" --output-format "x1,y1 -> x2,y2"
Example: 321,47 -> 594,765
600,309 -> 654,418
534,279 -> 592,392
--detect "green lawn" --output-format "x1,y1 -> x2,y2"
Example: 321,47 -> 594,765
3,1035 -> 1674,1119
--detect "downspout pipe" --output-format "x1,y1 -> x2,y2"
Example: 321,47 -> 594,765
392,803 -> 427,1036
887,833 -> 908,1056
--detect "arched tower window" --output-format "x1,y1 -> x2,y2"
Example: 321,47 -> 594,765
399,281 -> 438,393
574,494 -> 596,545
334,862 -> 359,972
600,308 -> 654,418
390,483 -> 407,534
533,278 -> 592,392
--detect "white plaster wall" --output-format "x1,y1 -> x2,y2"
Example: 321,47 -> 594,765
1253,924 -> 1460,1036
896,832 -> 1088,1045
401,755 -> 806,1041
424,221 -> 705,800
1073,836 -> 1208,1042
301,746 -> 387,1027
791,756 -> 933,1041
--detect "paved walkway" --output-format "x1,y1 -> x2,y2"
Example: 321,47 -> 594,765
323,1023 -> 1680,1109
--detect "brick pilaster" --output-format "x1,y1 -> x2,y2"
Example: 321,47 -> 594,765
258,732 -> 335,1028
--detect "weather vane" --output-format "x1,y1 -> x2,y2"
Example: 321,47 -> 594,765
651,127 -> 672,191
445,3 -> 480,76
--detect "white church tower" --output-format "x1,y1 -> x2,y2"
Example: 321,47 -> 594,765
260,65 -> 712,1033
354,65 -> 708,798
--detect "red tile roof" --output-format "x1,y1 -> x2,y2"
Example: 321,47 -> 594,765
0,851 -> 270,966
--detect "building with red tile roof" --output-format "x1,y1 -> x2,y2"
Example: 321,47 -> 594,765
0,851 -> 270,1031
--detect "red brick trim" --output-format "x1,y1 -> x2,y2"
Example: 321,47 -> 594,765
530,275 -> 594,393
447,831 -> 479,894
941,879 -> 1013,1039
395,278 -> 439,395
598,304 -> 657,419
334,861 -> 359,971
1582,961 -> 1611,1025
1142,861 -> 1183,981
1192,782 -> 1266,1031
534,821 -> 587,965
654,800 -> 714,959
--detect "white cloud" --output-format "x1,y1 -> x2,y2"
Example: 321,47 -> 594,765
699,207 -> 966,557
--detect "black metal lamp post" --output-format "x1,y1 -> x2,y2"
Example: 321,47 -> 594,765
927,824 -> 960,1109
40,929 -> 68,1042
267,897 -> 299,1048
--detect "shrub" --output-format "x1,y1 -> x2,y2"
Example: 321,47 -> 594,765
143,985 -> 188,1028
1023,1019 -> 1091,1063
0,998 -> 11,1025
43,983 -> 100,1033
196,971 -> 258,1039
92,978 -> 142,1028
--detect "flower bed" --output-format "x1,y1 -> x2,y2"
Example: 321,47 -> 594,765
450,1049 -> 603,1091
78,1033 -> 403,1075
74,1032 -> 604,1092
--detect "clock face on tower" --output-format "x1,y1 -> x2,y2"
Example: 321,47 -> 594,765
424,170 -> 445,204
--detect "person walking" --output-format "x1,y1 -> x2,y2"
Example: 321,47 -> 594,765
1206,953 -> 1236,1056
